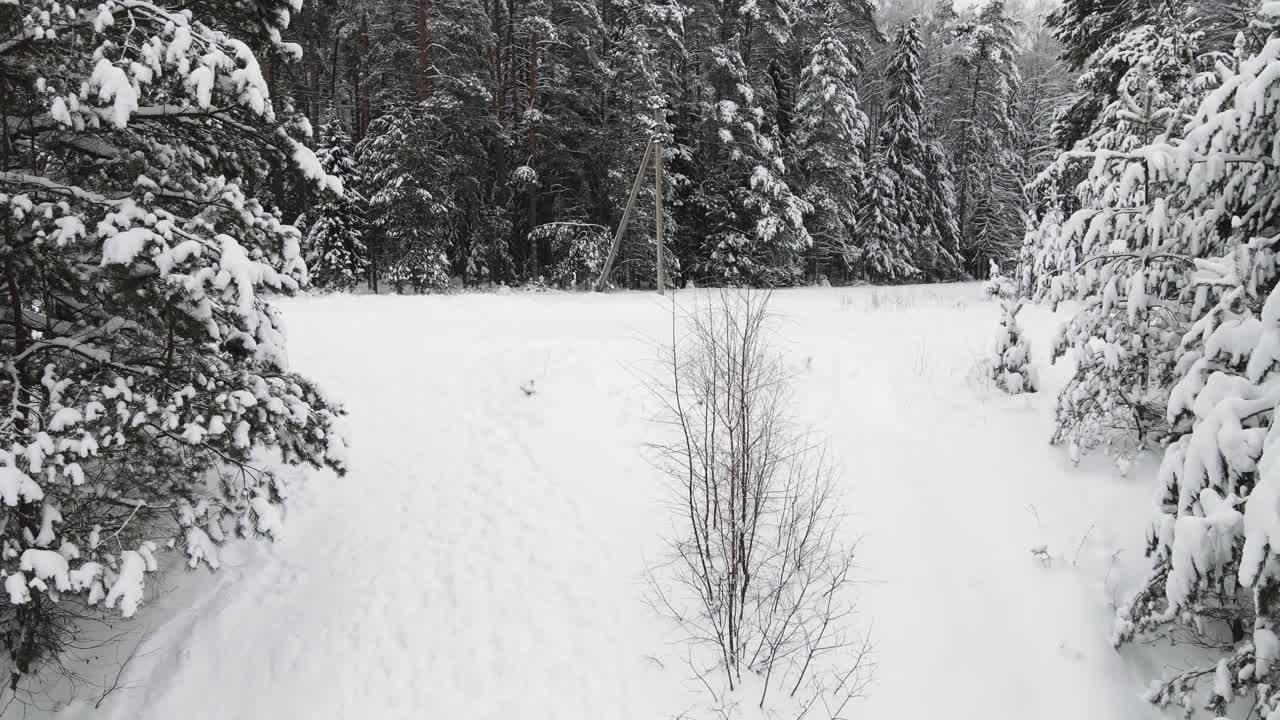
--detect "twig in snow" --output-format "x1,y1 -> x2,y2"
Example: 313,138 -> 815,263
1073,524 -> 1095,567
95,629 -> 150,709
1030,544 -> 1052,567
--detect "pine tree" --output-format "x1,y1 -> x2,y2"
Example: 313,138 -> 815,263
355,0 -> 503,293
0,0 -> 348,683
521,0 -> 666,286
305,122 -> 371,290
434,0 -> 511,285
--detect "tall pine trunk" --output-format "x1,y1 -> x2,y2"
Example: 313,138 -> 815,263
525,31 -> 539,274
418,0 -> 431,100
358,13 -> 370,139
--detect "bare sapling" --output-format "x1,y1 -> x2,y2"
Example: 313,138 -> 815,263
647,289 -> 872,719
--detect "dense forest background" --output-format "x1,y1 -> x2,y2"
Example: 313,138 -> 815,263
282,0 -> 1065,291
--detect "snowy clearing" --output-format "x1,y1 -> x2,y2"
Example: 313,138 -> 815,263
45,285 -> 1171,719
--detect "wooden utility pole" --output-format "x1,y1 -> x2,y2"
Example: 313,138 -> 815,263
594,138 -> 654,292
654,107 -> 665,296
594,106 -> 669,293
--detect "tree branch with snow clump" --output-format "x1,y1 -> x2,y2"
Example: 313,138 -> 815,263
1,0 -> 348,695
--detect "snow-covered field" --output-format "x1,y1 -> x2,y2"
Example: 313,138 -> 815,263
45,285 -> 1174,719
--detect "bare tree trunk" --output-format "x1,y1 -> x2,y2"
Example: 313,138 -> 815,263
357,13 -> 370,139
958,65 -> 983,258
329,23 -> 344,122
418,0 -> 431,101
525,31 -> 540,274
4,248 -> 42,686
488,0 -> 510,245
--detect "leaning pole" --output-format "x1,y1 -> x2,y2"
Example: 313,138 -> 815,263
594,111 -> 667,293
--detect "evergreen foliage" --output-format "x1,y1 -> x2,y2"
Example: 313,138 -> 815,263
0,0 -> 349,683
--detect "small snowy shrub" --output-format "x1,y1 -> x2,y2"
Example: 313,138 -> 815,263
984,259 -> 1016,301
991,298 -> 1038,394
647,289 -> 871,718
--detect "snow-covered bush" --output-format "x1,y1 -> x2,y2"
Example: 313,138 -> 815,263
530,222 -> 611,289
0,0 -> 348,687
991,298 -> 1038,394
647,289 -> 871,718
984,259 -> 1016,300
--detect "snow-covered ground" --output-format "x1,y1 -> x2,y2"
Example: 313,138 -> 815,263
43,285 -> 1175,719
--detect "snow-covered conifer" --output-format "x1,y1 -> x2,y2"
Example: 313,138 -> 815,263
984,259 -> 1016,300
793,29 -> 869,276
1081,6 -> 1280,713
949,0 -> 1024,275
0,0 -> 348,682
853,18 -> 963,283
991,298 -> 1038,394
699,46 -> 812,285
357,104 -> 455,292
1027,14 -> 1208,460
305,122 -> 371,291
853,156 -> 918,282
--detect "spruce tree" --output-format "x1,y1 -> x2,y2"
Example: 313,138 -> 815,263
853,155 -> 918,282
854,18 -> 962,283
991,298 -> 1038,394
305,122 -> 371,291
698,44 -> 811,285
949,0 -> 1023,275
1028,14 -> 1205,460
1046,0 -> 1249,149
357,105 -> 454,291
793,30 -> 869,279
